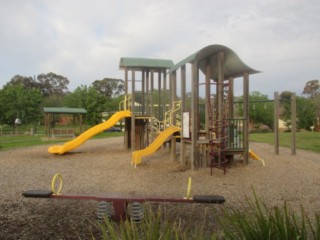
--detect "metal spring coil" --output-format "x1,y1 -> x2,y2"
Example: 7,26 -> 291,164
130,202 -> 144,223
96,201 -> 113,222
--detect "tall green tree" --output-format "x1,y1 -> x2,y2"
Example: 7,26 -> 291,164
4,75 -> 38,90
37,72 -> 70,97
0,85 -> 42,131
302,79 -> 320,99
92,78 -> 124,98
236,91 -> 273,128
64,85 -> 105,125
302,80 -> 320,125
5,73 -> 70,98
280,91 -> 316,130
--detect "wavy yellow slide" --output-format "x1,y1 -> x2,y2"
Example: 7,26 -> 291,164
132,126 -> 180,166
48,110 -> 131,154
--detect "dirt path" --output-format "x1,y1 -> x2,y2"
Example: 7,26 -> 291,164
0,137 -> 319,239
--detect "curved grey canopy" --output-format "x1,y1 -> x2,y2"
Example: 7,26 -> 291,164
171,44 -> 260,79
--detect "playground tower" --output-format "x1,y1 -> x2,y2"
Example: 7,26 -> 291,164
120,45 -> 259,171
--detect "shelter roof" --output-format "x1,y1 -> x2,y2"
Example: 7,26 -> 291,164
43,107 -> 87,114
119,57 -> 174,70
170,44 -> 260,79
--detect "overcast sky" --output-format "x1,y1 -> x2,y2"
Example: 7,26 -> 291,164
0,0 -> 319,97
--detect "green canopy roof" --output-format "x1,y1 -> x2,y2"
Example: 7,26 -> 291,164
170,45 -> 260,79
43,107 -> 87,114
119,57 -> 174,70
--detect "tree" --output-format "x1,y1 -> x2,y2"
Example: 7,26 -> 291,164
302,79 -> 320,99
236,91 -> 274,129
64,85 -> 105,125
92,78 -> 124,98
37,72 -> 70,97
4,75 -> 38,90
0,85 -> 42,131
280,91 -> 316,130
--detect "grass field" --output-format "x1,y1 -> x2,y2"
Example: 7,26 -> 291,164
250,132 -> 320,153
1,130 -> 319,153
0,132 -> 123,150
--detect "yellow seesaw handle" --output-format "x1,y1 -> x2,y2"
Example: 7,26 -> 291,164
51,173 -> 63,195
185,177 -> 192,199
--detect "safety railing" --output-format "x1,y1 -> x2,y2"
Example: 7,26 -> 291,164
226,118 -> 245,150
119,94 -> 132,111
164,101 -> 181,127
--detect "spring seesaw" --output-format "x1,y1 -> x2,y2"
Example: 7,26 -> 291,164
23,174 -> 225,222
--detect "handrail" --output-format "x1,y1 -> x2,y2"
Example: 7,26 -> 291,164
119,94 -> 132,111
164,101 -> 181,127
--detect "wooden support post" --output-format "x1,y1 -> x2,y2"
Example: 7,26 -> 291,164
243,72 -> 249,164
228,77 -> 234,155
143,69 -> 150,146
205,58 -> 211,140
171,70 -> 177,162
146,70 -> 150,114
125,69 -> 128,95
217,52 -> 224,166
131,70 -> 136,151
180,65 -> 187,166
150,70 -> 154,144
191,62 -> 199,170
163,71 -> 167,122
228,77 -> 234,119
274,91 -> 279,155
158,70 -> 161,120
291,93 -> 296,155
142,70 -> 145,114
124,69 -> 129,149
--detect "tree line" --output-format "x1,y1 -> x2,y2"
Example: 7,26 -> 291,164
0,73 -> 125,130
0,73 -> 319,132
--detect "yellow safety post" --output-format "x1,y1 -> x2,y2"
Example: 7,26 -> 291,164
51,173 -> 63,195
185,177 -> 192,199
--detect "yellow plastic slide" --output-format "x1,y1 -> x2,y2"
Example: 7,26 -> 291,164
48,110 -> 131,154
249,149 -> 265,166
132,126 -> 181,166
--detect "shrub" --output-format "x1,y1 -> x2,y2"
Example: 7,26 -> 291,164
218,192 -> 320,240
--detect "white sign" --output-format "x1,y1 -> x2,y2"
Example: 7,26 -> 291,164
182,112 -> 190,138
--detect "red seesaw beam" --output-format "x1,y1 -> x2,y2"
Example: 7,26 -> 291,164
23,190 -> 225,221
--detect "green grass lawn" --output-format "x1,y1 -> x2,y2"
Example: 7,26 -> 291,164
0,132 -> 123,151
1,131 -> 319,153
250,132 -> 320,153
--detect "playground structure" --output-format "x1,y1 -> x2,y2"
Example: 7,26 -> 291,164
48,44 -> 266,173
119,45 -> 260,172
